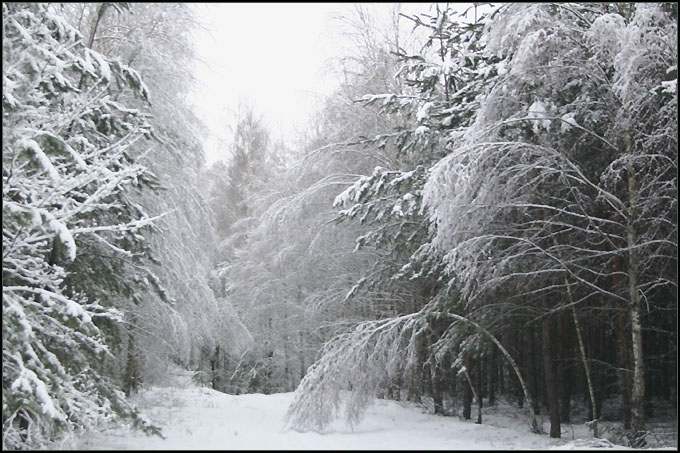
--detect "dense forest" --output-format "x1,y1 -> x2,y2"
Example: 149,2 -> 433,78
2,2 -> 677,450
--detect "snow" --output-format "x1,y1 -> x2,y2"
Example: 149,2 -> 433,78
660,79 -> 676,96
417,102 -> 434,122
87,49 -> 112,82
560,112 -> 579,132
415,125 -> 429,136
68,368 -> 665,451
30,207 -> 43,227
11,366 -> 65,422
18,138 -> 61,182
45,213 -> 77,261
527,100 -> 551,133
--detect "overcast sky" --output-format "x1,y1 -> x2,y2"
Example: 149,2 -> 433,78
189,3 -> 351,165
188,3 -> 440,165
188,3 -> 480,166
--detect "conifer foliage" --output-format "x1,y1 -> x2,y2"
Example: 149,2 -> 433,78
2,3 -> 159,448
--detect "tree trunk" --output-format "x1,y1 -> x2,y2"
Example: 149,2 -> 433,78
299,331 -> 306,383
448,362 -> 456,406
525,327 -> 540,416
498,339 -> 505,395
408,331 -> 423,404
123,320 -> 139,397
462,356 -> 473,420
210,345 -> 221,391
515,328 -> 525,409
423,336 -> 434,400
558,313 -> 571,423
618,310 -> 632,430
542,315 -> 561,438
475,358 -> 483,424
283,333 -> 291,392
488,348 -> 496,406
565,274 -> 599,437
627,164 -> 646,447
429,340 -> 444,415
395,365 -> 403,401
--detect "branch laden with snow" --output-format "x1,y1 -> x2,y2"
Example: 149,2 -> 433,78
2,3 -> 163,448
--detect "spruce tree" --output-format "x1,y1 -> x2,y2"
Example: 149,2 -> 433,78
3,3 -> 161,447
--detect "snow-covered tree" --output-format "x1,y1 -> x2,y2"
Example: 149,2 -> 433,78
286,3 -> 676,445
422,3 -> 677,444
57,2 -> 251,387
2,3 -> 162,448
285,3 -> 506,430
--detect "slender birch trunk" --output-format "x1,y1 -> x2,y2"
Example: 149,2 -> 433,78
627,163 -> 646,447
565,278 -> 599,438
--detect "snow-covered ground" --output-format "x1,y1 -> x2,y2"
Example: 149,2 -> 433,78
63,368 -> 674,450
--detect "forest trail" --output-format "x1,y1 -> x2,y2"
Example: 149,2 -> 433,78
66,368 -> 644,450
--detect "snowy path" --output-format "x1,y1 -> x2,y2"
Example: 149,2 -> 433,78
72,371 -> 643,450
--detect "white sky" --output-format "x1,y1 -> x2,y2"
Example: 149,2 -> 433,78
188,3 -> 477,165
189,3 -> 352,165
189,3 -> 429,165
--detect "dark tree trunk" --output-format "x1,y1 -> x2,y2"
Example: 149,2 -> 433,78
427,331 -> 444,415
123,323 -> 139,397
488,347 -> 496,406
448,360 -> 457,406
299,331 -> 306,383
210,345 -> 221,391
475,359 -> 483,424
462,356 -> 473,420
430,353 -> 444,415
515,327 -> 525,408
395,365 -> 403,401
558,313 -> 571,423
542,315 -> 561,438
498,340 -> 505,395
423,337 -> 434,399
525,326 -> 540,415
408,332 -> 423,404
595,323 -> 606,421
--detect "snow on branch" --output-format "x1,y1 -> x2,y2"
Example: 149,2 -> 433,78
285,313 -> 420,432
